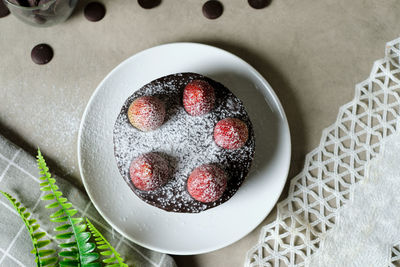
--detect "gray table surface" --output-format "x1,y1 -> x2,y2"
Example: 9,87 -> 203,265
1,0 -> 400,266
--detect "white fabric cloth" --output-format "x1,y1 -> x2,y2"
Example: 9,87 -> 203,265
245,37 -> 400,266
309,135 -> 400,266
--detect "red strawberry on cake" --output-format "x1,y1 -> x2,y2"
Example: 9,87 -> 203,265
129,152 -> 170,191
187,164 -> 228,203
214,118 -> 249,149
128,96 -> 165,131
183,80 -> 215,116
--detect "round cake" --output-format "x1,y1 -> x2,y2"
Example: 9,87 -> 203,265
113,72 -> 255,213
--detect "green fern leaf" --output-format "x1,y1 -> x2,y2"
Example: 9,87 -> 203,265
39,257 -> 58,266
54,224 -> 71,232
0,191 -> 57,267
37,240 -> 51,248
59,241 -> 77,248
36,149 -> 100,266
86,218 -> 128,267
50,216 -> 69,223
59,259 -> 79,266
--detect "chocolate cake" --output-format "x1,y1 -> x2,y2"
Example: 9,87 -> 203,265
113,72 -> 255,213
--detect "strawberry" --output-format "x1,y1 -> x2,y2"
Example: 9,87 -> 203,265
214,118 -> 248,149
130,153 -> 169,191
128,96 -> 165,131
187,164 -> 227,203
183,80 -> 215,116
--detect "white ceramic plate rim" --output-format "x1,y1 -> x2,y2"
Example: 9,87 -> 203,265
77,42 -> 291,255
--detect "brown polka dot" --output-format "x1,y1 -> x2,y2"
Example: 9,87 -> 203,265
248,0 -> 271,9
138,0 -> 161,9
202,0 -> 223,20
84,2 -> 106,22
31,44 -> 53,65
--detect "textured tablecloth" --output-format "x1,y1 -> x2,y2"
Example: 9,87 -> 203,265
2,1 -> 400,266
0,134 -> 176,267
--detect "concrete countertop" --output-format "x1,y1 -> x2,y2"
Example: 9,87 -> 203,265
1,0 -> 399,266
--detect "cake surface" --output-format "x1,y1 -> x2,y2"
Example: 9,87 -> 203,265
113,72 -> 255,213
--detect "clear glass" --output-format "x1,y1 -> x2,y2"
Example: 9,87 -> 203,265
3,0 -> 78,27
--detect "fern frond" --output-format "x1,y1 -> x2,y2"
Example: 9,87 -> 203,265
86,219 -> 128,267
1,191 -> 57,267
37,149 -> 100,267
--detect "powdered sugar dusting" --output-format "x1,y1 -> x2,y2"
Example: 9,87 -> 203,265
113,73 -> 255,213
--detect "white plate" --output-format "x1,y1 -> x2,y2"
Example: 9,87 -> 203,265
78,43 -> 291,255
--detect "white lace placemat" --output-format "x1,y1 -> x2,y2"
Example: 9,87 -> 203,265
245,37 -> 400,266
308,134 -> 400,266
